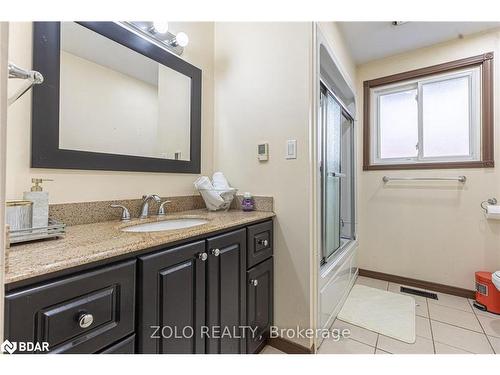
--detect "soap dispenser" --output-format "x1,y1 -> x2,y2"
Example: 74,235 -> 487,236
23,178 -> 52,228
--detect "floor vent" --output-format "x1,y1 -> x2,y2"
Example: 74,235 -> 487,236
400,286 -> 438,300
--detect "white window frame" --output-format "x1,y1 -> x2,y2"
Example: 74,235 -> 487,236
370,67 -> 481,166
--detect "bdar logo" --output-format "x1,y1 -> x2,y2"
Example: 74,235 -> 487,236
1,340 -> 17,354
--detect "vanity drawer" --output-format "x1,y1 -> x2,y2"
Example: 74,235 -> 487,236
247,220 -> 273,268
4,260 -> 136,354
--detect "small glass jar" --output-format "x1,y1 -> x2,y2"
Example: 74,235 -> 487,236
241,192 -> 255,212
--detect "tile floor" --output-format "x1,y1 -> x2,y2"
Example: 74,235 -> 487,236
261,276 -> 500,354
317,276 -> 500,354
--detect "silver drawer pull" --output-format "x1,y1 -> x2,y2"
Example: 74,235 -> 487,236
250,279 -> 258,287
197,252 -> 208,261
211,248 -> 220,257
78,313 -> 94,329
258,239 -> 269,247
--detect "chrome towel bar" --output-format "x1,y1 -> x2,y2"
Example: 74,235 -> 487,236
382,176 -> 467,183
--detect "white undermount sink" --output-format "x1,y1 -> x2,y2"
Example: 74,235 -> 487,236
121,218 -> 208,233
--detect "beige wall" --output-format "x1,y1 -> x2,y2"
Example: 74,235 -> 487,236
6,22 -> 214,203
357,30 -> 500,290
0,22 -> 8,342
214,22 -> 313,346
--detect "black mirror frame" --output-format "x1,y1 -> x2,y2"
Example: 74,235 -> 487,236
31,22 -> 202,174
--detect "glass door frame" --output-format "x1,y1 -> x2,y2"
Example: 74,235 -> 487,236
320,80 -> 355,265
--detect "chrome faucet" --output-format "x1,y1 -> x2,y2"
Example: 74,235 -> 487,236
139,194 -> 161,219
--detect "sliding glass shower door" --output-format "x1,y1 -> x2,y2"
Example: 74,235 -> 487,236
320,83 -> 355,264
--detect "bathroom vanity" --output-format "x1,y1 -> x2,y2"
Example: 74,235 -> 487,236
4,20 -> 276,355
3,211 -> 274,354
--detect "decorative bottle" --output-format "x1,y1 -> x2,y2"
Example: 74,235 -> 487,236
241,192 -> 255,212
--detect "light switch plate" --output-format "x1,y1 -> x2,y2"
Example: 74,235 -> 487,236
286,139 -> 297,159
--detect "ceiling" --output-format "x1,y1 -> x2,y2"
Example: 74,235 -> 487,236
338,22 -> 500,65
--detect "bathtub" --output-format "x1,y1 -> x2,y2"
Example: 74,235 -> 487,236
317,240 -> 358,347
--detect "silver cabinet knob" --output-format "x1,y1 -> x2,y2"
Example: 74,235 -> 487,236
250,279 -> 258,287
211,248 -> 220,257
198,252 -> 208,261
258,239 -> 269,247
78,313 -> 94,329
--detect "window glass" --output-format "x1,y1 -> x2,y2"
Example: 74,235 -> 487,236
379,88 -> 418,159
422,76 -> 470,158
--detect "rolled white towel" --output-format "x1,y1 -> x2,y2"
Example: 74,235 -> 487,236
212,172 -> 230,190
194,175 -> 212,190
194,176 -> 225,210
220,189 -> 236,201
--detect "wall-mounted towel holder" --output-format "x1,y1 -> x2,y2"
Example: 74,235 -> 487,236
481,197 -> 500,220
8,62 -> 44,106
382,176 -> 467,183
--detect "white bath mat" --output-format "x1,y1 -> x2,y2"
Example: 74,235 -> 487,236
338,284 -> 416,343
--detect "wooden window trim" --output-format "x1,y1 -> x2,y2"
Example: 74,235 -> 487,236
363,52 -> 494,171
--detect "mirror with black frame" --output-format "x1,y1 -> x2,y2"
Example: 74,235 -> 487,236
31,22 -> 202,173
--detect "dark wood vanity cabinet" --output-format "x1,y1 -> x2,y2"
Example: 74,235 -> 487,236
4,220 -> 274,354
247,220 -> 273,268
138,229 -> 247,354
206,229 -> 247,354
137,240 -> 207,354
4,260 -> 136,354
99,334 -> 136,354
246,257 -> 273,354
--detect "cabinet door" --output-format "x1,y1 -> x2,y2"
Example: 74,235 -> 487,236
138,241 -> 206,354
247,257 -> 273,354
206,229 -> 247,354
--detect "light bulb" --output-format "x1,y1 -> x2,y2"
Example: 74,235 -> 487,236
175,32 -> 189,47
152,21 -> 169,34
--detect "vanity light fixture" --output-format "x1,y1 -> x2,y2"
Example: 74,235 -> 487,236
167,31 -> 189,47
152,21 -> 169,34
121,21 -> 189,56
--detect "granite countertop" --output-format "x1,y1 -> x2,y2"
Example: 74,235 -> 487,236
5,209 -> 275,285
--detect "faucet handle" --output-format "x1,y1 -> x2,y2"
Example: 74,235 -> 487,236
110,204 -> 131,221
158,200 -> 172,216
142,194 -> 161,202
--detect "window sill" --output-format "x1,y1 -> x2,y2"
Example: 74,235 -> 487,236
363,160 -> 494,171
